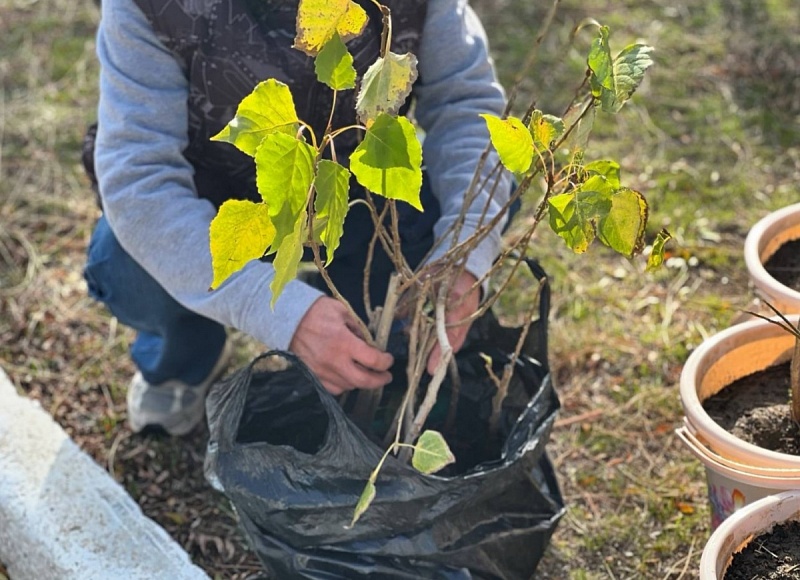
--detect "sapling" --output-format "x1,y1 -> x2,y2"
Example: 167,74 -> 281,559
207,0 -> 666,524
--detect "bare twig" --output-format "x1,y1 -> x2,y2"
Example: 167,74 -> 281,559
310,242 -> 374,345
488,277 -> 545,434
351,273 -> 401,430
382,277 -> 433,447
402,291 -> 453,455
361,202 -> 388,320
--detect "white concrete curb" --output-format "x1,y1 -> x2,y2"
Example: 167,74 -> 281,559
0,366 -> 210,580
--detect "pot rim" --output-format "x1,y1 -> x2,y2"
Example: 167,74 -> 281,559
680,314 -> 800,468
699,489 -> 800,579
744,202 -> 800,310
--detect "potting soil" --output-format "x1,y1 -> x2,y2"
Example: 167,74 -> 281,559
724,520 -> 800,580
702,362 -> 800,455
763,239 -> 800,293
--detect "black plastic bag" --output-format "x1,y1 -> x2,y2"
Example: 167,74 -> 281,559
204,260 -> 564,579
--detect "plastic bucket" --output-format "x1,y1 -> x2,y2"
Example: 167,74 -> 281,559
744,202 -> 800,314
678,315 -> 800,528
699,489 -> 800,579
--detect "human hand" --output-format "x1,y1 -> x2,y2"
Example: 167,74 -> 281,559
426,271 -> 480,375
290,296 -> 394,396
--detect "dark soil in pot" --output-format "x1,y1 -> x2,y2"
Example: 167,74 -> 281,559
703,362 -> 800,455
723,520 -> 800,580
764,238 -> 800,292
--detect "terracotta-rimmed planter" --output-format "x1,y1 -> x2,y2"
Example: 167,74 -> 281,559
677,315 -> 800,529
744,202 -> 800,313
699,489 -> 800,579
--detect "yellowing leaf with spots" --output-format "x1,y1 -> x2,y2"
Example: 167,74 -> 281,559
294,0 -> 368,56
596,187 -> 647,258
209,200 -> 275,289
528,110 -> 564,154
355,52 -> 418,126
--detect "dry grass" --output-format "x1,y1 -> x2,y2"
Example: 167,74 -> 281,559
2,0 -> 799,578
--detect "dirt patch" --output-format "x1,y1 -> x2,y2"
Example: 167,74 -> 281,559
764,239 -> 800,293
703,362 -> 800,456
724,520 -> 800,580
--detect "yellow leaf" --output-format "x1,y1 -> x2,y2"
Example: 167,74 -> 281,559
209,200 -> 275,290
294,0 -> 368,56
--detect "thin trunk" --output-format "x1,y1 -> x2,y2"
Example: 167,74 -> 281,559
791,334 -> 800,424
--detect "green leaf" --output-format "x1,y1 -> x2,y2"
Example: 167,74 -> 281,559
588,26 -> 614,96
481,114 -> 534,174
584,160 -> 621,188
412,430 -> 456,475
355,52 -> 418,126
578,174 -> 617,198
315,32 -> 357,90
587,26 -> 654,113
529,110 -> 564,153
314,160 -> 351,263
350,113 -> 423,209
270,209 -> 307,307
209,200 -> 276,289
348,480 -> 376,529
255,132 -> 316,244
646,228 -> 672,271
294,0 -> 368,56
211,79 -> 299,157
602,43 -> 655,113
596,187 -> 648,258
548,191 -> 598,253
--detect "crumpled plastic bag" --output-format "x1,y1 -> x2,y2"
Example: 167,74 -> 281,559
204,260 -> 564,579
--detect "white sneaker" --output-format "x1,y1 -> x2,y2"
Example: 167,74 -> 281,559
126,341 -> 233,436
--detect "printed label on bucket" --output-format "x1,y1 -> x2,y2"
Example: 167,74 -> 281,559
708,482 -> 746,529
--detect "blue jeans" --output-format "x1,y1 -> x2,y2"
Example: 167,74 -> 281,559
84,216 -> 228,386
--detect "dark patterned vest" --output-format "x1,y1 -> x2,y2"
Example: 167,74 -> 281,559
132,0 -> 428,208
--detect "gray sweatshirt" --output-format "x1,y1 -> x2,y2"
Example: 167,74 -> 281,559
95,0 -> 511,351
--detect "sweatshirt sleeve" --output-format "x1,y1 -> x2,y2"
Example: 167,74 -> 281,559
94,0 -> 323,350
414,0 -> 511,283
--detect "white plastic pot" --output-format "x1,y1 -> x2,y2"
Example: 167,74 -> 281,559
744,202 -> 800,313
699,489 -> 800,579
678,315 -> 800,529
